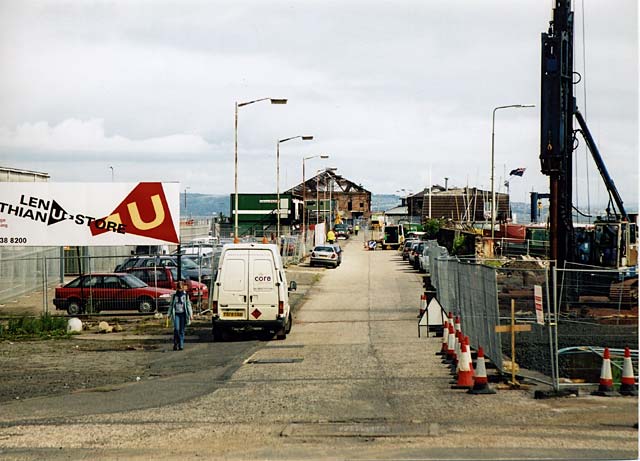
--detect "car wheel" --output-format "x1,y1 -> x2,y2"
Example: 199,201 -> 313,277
276,327 -> 287,340
309,262 -> 315,267
138,297 -> 154,313
67,300 -> 82,316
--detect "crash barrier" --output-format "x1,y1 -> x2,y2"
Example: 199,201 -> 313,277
430,249 -> 638,392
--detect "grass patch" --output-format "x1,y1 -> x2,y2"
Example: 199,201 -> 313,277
0,314 -> 72,340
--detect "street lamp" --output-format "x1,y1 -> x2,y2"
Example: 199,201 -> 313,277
302,154 -> 329,248
276,135 -> 313,246
184,186 -> 191,212
234,98 -> 287,243
109,166 -> 114,182
490,104 -> 535,240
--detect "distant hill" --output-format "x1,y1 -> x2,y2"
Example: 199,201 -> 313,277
184,193 -> 401,217
372,194 -> 401,212
182,194 -> 229,217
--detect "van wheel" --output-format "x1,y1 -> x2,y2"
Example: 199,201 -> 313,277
285,313 -> 292,334
276,326 -> 286,340
212,326 -> 223,342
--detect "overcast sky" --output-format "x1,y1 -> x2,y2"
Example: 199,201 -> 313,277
0,0 -> 637,210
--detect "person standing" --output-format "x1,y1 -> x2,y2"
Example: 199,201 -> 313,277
327,228 -> 336,244
168,280 -> 193,351
354,224 -> 359,236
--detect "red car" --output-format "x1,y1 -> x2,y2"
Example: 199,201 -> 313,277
124,267 -> 209,303
53,273 -> 175,315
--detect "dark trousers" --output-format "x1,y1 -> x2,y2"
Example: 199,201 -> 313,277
173,312 -> 186,349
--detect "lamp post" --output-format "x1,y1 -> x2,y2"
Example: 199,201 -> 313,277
490,104 -> 535,240
109,166 -> 114,182
277,135 -> 313,246
184,186 -> 190,212
234,97 -> 287,243
302,154 -> 329,247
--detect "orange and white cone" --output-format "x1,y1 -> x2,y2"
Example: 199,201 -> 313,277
444,324 -> 456,363
450,331 -> 462,373
468,347 -> 496,394
619,347 -> 637,396
464,336 -> 475,376
454,315 -> 461,333
437,319 -> 449,356
592,348 -> 619,397
452,342 -> 474,389
418,293 -> 427,318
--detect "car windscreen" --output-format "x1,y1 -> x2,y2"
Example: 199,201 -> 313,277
314,246 -> 335,252
179,258 -> 199,269
121,273 -> 147,288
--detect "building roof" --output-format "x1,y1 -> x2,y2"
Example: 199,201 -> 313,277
384,206 -> 408,215
286,170 -> 370,197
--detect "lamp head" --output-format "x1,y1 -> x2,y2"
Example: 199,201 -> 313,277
320,155 -> 329,159
270,99 -> 288,105
302,136 -> 314,141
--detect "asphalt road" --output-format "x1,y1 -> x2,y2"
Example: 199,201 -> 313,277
0,238 -> 637,460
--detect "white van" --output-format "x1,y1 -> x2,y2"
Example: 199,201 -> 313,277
211,243 -> 296,341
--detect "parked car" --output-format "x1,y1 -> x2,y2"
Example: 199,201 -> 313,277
333,224 -> 350,239
124,267 -> 209,303
419,244 -> 431,273
412,241 -> 425,270
329,243 -> 343,265
407,241 -> 421,266
114,255 -> 212,284
53,273 -> 174,315
310,245 -> 340,268
402,240 -> 418,260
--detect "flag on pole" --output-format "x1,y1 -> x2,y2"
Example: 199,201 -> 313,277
509,167 -> 526,177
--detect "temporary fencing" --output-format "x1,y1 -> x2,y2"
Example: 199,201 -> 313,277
429,245 -> 637,392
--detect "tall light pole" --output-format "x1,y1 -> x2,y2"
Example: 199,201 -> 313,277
490,104 -> 535,240
184,186 -> 190,212
302,154 -> 329,246
277,135 -> 313,246
234,97 -> 287,243
109,166 -> 114,182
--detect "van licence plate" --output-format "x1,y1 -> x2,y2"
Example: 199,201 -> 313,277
223,311 -> 244,318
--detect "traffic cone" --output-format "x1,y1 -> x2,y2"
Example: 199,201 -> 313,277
444,324 -> 456,363
436,319 -> 448,356
465,336 -> 475,376
450,330 -> 461,373
619,347 -> 637,396
418,293 -> 427,318
452,343 -> 474,389
592,348 -> 619,397
454,315 -> 461,333
468,347 -> 496,394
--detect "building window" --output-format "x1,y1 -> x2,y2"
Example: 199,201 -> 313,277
348,201 -> 352,211
360,202 -> 364,208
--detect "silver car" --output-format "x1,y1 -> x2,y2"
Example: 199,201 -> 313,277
310,245 -> 339,268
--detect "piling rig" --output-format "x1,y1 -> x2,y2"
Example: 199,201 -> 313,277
539,0 -> 637,272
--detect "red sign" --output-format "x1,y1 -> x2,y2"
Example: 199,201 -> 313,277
90,182 -> 179,244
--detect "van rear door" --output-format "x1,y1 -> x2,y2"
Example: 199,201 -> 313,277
248,250 -> 279,321
217,249 -> 249,320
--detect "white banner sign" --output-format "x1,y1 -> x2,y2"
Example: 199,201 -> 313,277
534,284 -> 544,325
0,182 -> 180,246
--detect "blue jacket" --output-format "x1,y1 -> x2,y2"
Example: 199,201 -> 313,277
167,291 -> 193,326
